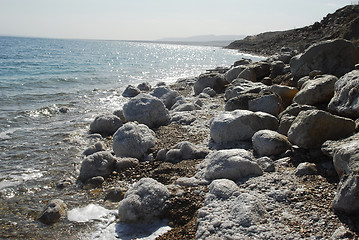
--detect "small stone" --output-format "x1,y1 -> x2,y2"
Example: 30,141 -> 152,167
104,188 -> 126,202
38,199 -> 67,225
294,162 -> 318,176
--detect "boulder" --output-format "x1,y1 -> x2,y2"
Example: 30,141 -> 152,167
328,70 -> 359,118
253,61 -> 271,81
256,157 -> 275,172
122,94 -> 170,128
248,92 -> 283,116
290,39 -> 359,79
293,75 -> 338,105
237,66 -> 256,82
82,142 -> 105,156
38,199 -> 67,225
208,179 -> 240,199
122,85 -> 141,97
118,178 -> 170,223
332,174 -> 359,215
277,114 -> 297,136
79,151 -> 117,182
294,162 -> 318,177
203,149 -> 263,181
224,79 -> 267,101
194,73 -> 227,95
137,82 -> 151,92
113,122 -> 156,159
202,87 -> 216,97
266,85 -> 298,107
170,112 -> 196,125
233,58 -> 252,67
224,66 -> 246,83
288,110 -> 355,149
210,110 -> 279,144
164,141 -> 209,163
150,87 -> 179,109
224,93 -> 258,111
89,114 -> 123,136
322,133 -> 359,177
270,61 -> 286,79
252,130 -> 292,156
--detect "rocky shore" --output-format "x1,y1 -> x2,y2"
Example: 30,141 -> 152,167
38,37 -> 359,239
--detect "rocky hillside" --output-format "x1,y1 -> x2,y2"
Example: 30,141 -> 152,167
226,4 -> 359,55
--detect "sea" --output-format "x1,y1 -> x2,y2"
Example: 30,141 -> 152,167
0,36 -> 263,239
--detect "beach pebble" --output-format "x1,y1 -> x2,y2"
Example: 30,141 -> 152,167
38,199 -> 67,225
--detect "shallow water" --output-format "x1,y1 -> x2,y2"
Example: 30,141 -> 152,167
0,36 -> 263,238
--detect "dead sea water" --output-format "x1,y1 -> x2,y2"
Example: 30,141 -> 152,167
0,36 -> 263,239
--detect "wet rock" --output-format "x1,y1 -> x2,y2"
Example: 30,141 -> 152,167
123,94 -> 170,128
150,87 -> 179,109
115,157 -> 139,172
252,130 -> 292,156
104,188 -> 126,202
293,75 -> 338,105
113,122 -> 156,159
294,162 -> 318,176
122,85 -> 141,97
38,199 -> 67,225
203,149 -> 263,181
328,70 -> 359,118
194,73 -> 227,95
89,114 -> 123,136
290,39 -> 359,79
79,151 -> 117,182
82,142 -> 105,156
288,110 -> 355,149
332,173 -> 359,215
118,178 -> 170,223
210,110 -> 278,144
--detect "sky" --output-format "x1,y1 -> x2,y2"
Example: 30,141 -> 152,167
0,0 -> 356,41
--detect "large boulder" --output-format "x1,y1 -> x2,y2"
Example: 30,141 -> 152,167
224,65 -> 246,83
322,133 -> 359,177
203,149 -> 263,181
79,151 -> 117,182
210,110 -> 279,144
288,110 -> 355,149
224,79 -> 267,101
122,94 -> 170,128
225,93 -> 258,111
113,122 -> 156,159
118,178 -> 170,223
38,199 -> 67,225
290,39 -> 359,80
194,73 -> 227,95
89,114 -> 123,136
332,173 -> 359,215
248,92 -> 283,116
252,130 -> 292,156
150,87 -> 179,109
328,70 -> 359,118
293,75 -> 338,105
267,85 -> 298,107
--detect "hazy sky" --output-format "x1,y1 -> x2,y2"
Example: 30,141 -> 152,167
0,0 -> 355,40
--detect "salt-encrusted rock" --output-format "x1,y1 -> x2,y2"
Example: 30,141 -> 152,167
202,87 -> 216,97
137,82 -> 151,92
290,39 -> 359,79
224,93 -> 258,111
224,65 -> 246,83
194,73 -> 227,95
164,141 -> 209,163
38,199 -> 67,225
293,75 -> 338,105
256,156 -> 276,172
288,110 -> 355,149
113,122 -> 156,159
209,179 -> 240,199
267,85 -> 298,107
203,149 -> 263,181
82,142 -> 105,156
115,157 -> 139,172
248,92 -> 283,116
322,133 -> 359,177
328,70 -> 359,118
252,130 -> 292,156
210,110 -> 279,144
113,109 -> 127,123
79,151 -> 117,182
224,79 -> 267,101
332,174 -> 359,215
196,193 -> 267,240
123,94 -> 170,128
89,114 -> 123,136
294,162 -> 318,176
150,87 -> 179,109
170,112 -> 196,125
118,178 -> 170,223
331,226 -> 354,240
122,85 -> 141,97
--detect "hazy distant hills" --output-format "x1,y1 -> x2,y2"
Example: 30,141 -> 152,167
156,34 -> 246,47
